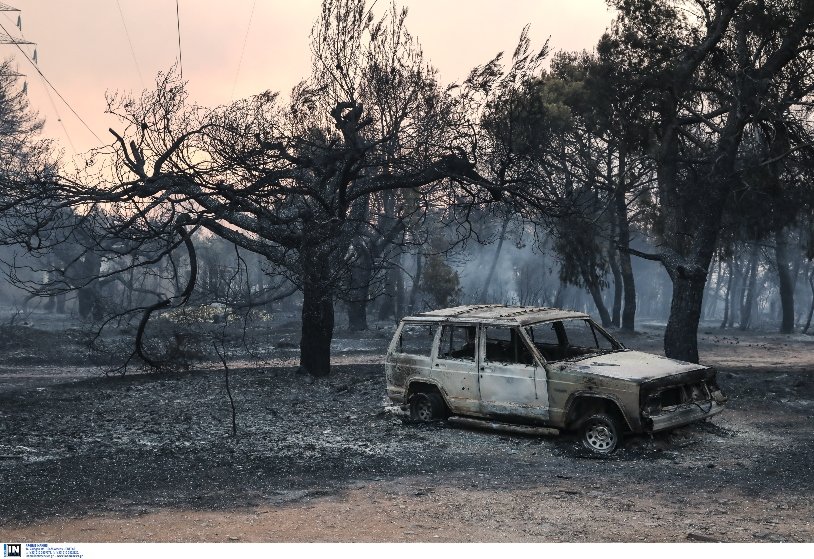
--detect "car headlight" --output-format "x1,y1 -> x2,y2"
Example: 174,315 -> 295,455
644,393 -> 662,416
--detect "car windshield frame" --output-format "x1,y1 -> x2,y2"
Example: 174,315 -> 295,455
523,318 -> 625,363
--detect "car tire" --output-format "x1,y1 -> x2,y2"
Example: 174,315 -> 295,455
410,392 -> 445,422
580,412 -> 621,454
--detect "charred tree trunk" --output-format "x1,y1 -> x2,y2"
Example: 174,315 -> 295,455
346,299 -> 368,331
373,190 -> 402,322
378,276 -> 394,320
481,216 -> 510,301
774,228 -> 795,334
803,267 -> 814,335
377,268 -> 399,321
608,200 -> 622,328
126,265 -> 135,310
76,251 -> 102,320
406,251 -> 422,316
704,257 -> 723,320
346,244 -> 372,331
77,282 -> 96,318
728,257 -> 743,328
580,265 -> 612,327
395,260 -> 405,320
609,253 -> 623,328
714,258 -> 726,318
615,150 -> 637,331
663,266 -> 708,363
721,258 -> 733,329
299,245 -> 335,377
588,283 -> 612,327
793,255 -> 805,331
739,243 -> 760,331
608,148 -> 622,328
618,250 -> 636,331
299,279 -> 334,377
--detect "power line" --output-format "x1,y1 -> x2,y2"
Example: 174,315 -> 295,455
0,20 -> 102,144
41,75 -> 77,154
230,0 -> 256,101
114,0 -> 144,88
175,0 -> 183,80
0,10 -> 76,153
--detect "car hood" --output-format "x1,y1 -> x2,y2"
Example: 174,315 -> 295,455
563,350 -> 707,382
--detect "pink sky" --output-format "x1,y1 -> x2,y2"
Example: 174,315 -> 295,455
4,1 -> 614,158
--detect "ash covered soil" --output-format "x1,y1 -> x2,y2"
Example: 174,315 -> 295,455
1,322 -> 813,542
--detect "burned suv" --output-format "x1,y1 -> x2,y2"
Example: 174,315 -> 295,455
385,305 -> 727,453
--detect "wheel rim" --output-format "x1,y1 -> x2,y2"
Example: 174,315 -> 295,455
584,420 -> 615,451
415,398 -> 433,421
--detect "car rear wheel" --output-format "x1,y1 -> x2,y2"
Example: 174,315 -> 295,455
580,412 -> 621,454
410,392 -> 445,422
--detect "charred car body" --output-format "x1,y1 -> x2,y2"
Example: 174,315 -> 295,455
385,305 -> 727,453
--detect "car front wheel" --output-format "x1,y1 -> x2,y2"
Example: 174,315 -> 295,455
580,412 -> 621,454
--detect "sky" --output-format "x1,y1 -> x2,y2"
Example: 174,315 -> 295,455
3,1 -> 615,158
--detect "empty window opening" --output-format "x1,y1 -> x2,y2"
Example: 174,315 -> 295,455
439,325 -> 476,361
397,323 -> 436,356
484,327 -> 534,365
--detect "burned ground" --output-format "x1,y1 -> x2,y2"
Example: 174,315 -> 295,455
0,322 -> 813,542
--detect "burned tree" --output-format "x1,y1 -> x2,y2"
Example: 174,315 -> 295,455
607,0 -> 814,361
16,0 -> 480,376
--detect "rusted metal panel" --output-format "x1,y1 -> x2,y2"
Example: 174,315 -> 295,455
410,305 -> 590,326
479,362 -> 544,417
569,350 -> 706,382
426,364 -> 481,415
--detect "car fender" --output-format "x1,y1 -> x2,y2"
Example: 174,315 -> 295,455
405,377 -> 451,406
563,390 -> 637,431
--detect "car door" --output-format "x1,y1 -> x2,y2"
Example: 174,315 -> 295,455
432,323 -> 481,414
478,325 -> 549,420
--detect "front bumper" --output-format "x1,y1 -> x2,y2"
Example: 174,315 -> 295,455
646,399 -> 725,432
